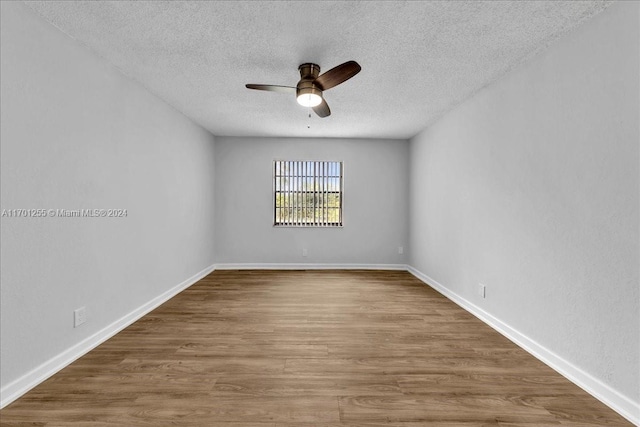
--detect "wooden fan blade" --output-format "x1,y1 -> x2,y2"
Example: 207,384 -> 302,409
245,84 -> 296,94
312,98 -> 331,118
314,61 -> 361,91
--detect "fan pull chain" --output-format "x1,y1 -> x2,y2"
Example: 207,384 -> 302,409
307,108 -> 311,129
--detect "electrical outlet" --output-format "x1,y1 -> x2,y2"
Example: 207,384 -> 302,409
302,248 -> 308,257
398,246 -> 404,254
478,284 -> 486,299
74,307 -> 86,327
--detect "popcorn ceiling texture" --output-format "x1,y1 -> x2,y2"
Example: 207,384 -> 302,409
25,1 -> 611,139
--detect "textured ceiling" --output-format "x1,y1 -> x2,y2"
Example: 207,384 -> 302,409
25,1 -> 611,139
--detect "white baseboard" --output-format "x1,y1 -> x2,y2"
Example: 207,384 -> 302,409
0,263 -> 216,410
407,266 -> 640,426
215,263 -> 408,270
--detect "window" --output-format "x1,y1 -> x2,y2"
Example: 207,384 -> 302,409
274,160 -> 343,227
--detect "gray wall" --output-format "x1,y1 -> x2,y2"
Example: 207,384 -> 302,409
409,1 -> 638,405
0,1 -> 216,392
214,137 -> 409,266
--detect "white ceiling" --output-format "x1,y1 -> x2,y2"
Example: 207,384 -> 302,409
25,1 -> 611,139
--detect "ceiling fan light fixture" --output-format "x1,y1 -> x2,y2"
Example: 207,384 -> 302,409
297,92 -> 322,107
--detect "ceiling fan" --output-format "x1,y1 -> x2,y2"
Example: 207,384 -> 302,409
246,61 -> 361,118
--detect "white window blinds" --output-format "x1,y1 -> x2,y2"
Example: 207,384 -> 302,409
274,160 -> 343,227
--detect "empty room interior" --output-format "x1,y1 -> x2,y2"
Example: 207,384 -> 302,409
0,1 -> 638,425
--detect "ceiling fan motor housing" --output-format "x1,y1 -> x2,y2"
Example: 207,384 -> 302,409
298,63 -> 320,80
297,63 -> 323,98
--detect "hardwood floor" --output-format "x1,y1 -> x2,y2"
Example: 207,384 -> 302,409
0,270 -> 632,426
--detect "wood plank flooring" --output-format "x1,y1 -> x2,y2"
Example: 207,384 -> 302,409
0,270 -> 632,426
